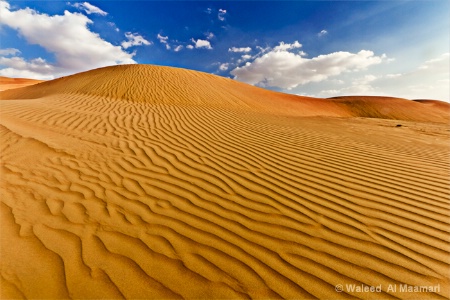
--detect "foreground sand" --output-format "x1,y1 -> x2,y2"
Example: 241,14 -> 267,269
1,65 -> 449,299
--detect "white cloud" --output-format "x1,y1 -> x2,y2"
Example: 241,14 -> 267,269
186,45 -> 194,50
174,45 -> 183,52
0,0 -> 136,79
0,56 -> 55,79
230,43 -> 386,90
229,47 -> 252,53
71,2 -> 107,16
205,32 -> 214,40
157,34 -> 169,44
314,53 -> 450,101
354,74 -> 378,85
256,46 -> 271,54
191,38 -> 212,49
219,63 -> 229,71
0,48 -> 20,56
376,53 -> 449,101
273,41 -> 302,51
205,8 -> 212,14
218,8 -> 227,21
317,75 -> 377,97
318,29 -> 328,37
156,34 -> 171,50
319,84 -> 376,97
418,54 -> 449,71
237,54 -> 252,64
332,79 -> 345,84
121,32 -> 151,49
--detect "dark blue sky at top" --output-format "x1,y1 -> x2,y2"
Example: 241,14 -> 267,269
156,1 -> 445,74
5,0 -> 448,72
109,1 -> 445,68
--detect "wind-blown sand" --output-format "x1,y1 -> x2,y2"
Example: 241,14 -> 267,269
1,64 -> 449,299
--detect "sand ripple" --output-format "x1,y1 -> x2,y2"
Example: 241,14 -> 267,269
1,65 -> 449,299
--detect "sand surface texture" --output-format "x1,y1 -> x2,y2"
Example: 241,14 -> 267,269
1,65 -> 449,299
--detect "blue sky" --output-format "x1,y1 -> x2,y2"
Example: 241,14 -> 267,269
0,0 -> 449,101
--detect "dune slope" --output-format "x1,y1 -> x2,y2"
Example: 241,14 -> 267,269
1,65 -> 449,299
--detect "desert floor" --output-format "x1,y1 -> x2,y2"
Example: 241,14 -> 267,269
1,65 -> 449,299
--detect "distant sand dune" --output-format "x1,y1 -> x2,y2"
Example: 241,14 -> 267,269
0,76 -> 45,91
1,65 -> 449,299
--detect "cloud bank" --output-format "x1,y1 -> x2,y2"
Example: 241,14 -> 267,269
316,52 -> 450,101
230,41 -> 386,89
0,1 -> 144,79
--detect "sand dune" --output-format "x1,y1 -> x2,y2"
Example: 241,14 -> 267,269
329,96 -> 450,123
2,65 -> 448,122
0,76 -> 45,92
1,64 -> 449,299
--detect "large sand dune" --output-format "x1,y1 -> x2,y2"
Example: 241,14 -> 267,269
1,64 -> 449,299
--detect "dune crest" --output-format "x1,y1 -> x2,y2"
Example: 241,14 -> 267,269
1,64 -> 449,299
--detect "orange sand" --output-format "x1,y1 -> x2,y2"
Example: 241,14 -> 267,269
0,76 -> 45,91
1,65 -> 449,299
